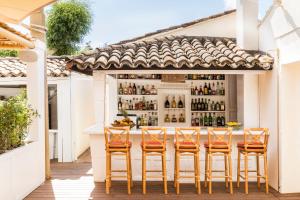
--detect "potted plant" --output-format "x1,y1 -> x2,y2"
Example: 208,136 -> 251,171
0,90 -> 38,154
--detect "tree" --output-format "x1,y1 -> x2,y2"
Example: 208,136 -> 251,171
0,50 -> 18,57
46,0 -> 92,55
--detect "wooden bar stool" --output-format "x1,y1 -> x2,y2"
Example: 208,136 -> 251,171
174,127 -> 201,194
237,128 -> 269,194
141,127 -> 167,194
104,127 -> 133,194
204,127 -> 233,194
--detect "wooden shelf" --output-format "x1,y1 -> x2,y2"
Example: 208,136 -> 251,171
118,94 -> 157,96
164,107 -> 185,110
191,111 -> 226,113
191,95 -> 225,97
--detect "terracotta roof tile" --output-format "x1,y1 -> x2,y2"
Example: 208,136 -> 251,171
67,36 -> 273,73
0,56 -> 70,77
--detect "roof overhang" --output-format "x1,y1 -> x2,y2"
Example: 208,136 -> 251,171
0,0 -> 56,24
0,21 -> 34,49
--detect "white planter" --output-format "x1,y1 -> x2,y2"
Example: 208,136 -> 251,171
0,141 -> 45,200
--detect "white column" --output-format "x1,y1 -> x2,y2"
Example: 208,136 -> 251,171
93,71 -> 106,129
236,0 -> 259,50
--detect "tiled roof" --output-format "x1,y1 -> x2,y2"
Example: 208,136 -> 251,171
67,36 -> 273,73
0,56 -> 70,77
115,10 -> 236,45
0,21 -> 34,49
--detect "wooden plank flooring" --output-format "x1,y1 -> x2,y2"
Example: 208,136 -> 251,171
26,150 -> 300,200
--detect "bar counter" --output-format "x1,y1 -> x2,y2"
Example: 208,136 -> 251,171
84,124 -> 260,183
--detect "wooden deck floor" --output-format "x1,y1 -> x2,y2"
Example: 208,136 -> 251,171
26,150 -> 300,200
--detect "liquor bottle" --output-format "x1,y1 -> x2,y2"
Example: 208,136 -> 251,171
153,100 -> 157,110
216,82 -> 220,95
136,115 -> 141,129
119,83 -> 123,95
179,113 -> 185,122
150,85 -> 157,95
133,83 -> 137,95
215,101 -> 220,111
171,114 -> 177,123
118,97 -> 122,110
208,99 -> 211,111
125,100 -> 129,110
204,113 -> 208,126
204,83 -> 208,95
165,96 -> 170,108
217,115 -> 222,127
145,85 -> 150,95
197,98 -> 201,111
199,85 -> 203,95
194,87 -> 198,96
178,96 -> 184,108
165,114 -> 170,123
137,85 -> 141,95
142,97 -> 146,110
144,114 -> 148,126
208,113 -> 213,127
150,100 -> 154,110
195,113 -> 199,126
208,83 -> 212,95
221,115 -> 225,127
201,98 -> 205,111
191,99 -> 195,111
199,113 -> 204,126
205,99 -> 208,111
128,83 -> 133,95
211,83 -> 216,95
191,113 -> 195,126
221,82 -> 225,95
212,113 -> 217,127
148,114 -> 152,126
220,101 -> 225,111
171,96 -> 176,108
191,82 -> 195,95
211,101 -> 215,111
141,85 -> 146,95
123,82 -> 128,95
129,100 -> 133,110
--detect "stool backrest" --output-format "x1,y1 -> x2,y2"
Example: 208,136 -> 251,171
104,126 -> 130,148
175,127 -> 200,148
244,128 -> 269,151
141,127 -> 166,148
207,127 -> 232,150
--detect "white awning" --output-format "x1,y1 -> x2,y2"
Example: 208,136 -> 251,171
0,0 -> 56,24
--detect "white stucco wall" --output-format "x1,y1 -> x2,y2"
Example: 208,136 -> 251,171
70,72 -> 95,159
259,0 -> 300,193
131,11 -> 236,43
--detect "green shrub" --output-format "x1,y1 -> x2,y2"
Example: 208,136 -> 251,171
0,91 -> 38,153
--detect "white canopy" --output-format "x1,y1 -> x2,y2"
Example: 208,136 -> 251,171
0,0 -> 56,24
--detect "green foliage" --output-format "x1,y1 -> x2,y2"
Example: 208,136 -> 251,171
0,50 -> 18,57
0,90 -> 38,153
46,0 -> 92,55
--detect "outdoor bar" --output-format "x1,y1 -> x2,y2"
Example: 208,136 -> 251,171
67,35 -> 273,194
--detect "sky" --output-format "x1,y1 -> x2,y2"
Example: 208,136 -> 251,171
83,0 -> 273,48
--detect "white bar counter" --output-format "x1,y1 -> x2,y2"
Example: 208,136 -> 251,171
85,124 -> 260,183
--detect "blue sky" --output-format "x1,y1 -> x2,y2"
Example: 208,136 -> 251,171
83,0 -> 272,47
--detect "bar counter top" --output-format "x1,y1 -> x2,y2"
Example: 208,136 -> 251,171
84,124 -> 244,135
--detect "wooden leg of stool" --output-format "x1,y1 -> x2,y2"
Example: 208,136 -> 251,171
129,150 -> 133,187
237,150 -> 241,188
126,151 -> 131,195
208,153 -> 212,195
163,151 -> 168,194
176,151 -> 180,194
196,152 -> 201,194
244,152 -> 249,194
204,150 -> 208,188
264,152 -> 269,194
225,154 -> 228,188
106,151 -> 110,194
142,151 -> 146,194
256,153 -> 260,190
174,150 -> 177,188
229,153 -> 233,194
194,153 -> 197,188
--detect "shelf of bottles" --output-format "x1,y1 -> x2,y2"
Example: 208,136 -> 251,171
163,95 -> 186,124
189,74 -> 227,127
117,75 -> 159,127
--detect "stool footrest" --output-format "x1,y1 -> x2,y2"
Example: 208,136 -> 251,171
146,175 -> 164,178
111,170 -> 127,172
146,170 -> 162,172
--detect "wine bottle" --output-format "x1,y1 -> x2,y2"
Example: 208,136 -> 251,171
128,83 -> 133,95
199,113 -> 204,126
119,83 -> 123,95
136,115 -> 141,129
165,96 -> 170,108
212,113 -> 217,127
191,82 -> 195,95
217,115 -> 222,127
178,96 -> 184,108
208,83 -> 212,95
123,82 -> 128,95
221,115 -> 226,126
204,83 -> 208,95
205,99 -> 208,111
191,113 -> 195,126
171,96 -> 176,108
191,99 -> 195,111
204,113 -> 208,126
195,113 -> 199,126
133,83 -> 137,95
208,113 -> 212,126
118,97 -> 122,111
199,85 -> 203,95
197,98 -> 201,111
141,85 -> 146,95
137,85 -> 141,95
